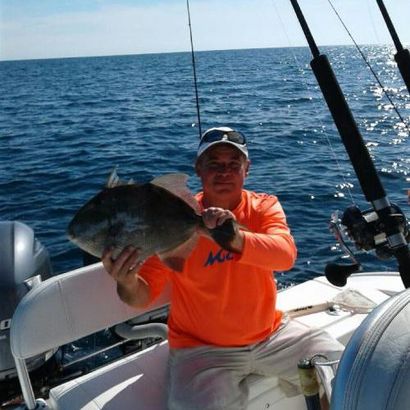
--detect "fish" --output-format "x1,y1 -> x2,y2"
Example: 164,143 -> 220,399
67,172 -> 238,272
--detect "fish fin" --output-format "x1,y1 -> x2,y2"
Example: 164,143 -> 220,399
106,166 -> 120,188
208,219 -> 240,253
158,234 -> 199,272
151,173 -> 200,213
106,167 -> 136,188
198,220 -> 249,252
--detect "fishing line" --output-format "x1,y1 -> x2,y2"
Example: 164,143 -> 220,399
365,0 -> 382,45
327,0 -> 410,134
186,0 -> 202,138
270,0 -> 356,205
186,1 -> 249,136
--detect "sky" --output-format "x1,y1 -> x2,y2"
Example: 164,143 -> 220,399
1,0 -> 410,61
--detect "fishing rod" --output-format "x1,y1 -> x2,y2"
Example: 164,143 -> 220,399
375,0 -> 410,95
186,0 -> 202,138
289,0 -> 410,289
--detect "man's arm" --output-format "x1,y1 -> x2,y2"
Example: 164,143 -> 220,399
201,205 -> 294,263
238,195 -> 297,270
202,197 -> 297,271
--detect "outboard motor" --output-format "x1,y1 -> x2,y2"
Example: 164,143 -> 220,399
331,288 -> 410,409
0,221 -> 52,383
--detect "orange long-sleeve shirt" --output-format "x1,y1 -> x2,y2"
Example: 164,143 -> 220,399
139,190 -> 297,348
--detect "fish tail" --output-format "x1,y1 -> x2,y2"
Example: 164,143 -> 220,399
207,219 -> 238,253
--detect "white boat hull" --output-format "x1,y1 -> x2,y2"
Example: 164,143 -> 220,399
9,264 -> 405,409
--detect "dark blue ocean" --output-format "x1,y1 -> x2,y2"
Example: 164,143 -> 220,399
1,46 -> 409,287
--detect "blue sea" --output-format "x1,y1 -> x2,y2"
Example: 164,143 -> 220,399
1,46 -> 409,287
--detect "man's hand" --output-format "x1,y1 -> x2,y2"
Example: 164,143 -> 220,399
102,246 -> 149,307
202,207 -> 236,229
102,246 -> 143,286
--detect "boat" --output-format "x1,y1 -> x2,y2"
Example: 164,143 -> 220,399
2,1 -> 410,409
4,262 -> 407,410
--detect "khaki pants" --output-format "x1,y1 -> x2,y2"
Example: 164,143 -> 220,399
167,319 -> 344,410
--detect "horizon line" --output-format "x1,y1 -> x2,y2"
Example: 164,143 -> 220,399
0,42 -> 402,63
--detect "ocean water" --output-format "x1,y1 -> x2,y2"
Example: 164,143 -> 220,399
1,46 -> 409,287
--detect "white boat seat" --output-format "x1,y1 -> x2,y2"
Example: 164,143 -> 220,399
331,287 -> 410,410
11,263 -> 171,362
49,341 -> 170,410
10,263 -> 171,410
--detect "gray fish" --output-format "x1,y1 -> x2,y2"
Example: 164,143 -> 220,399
68,173 -> 237,271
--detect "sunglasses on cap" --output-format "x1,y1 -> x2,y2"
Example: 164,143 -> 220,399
199,129 -> 247,146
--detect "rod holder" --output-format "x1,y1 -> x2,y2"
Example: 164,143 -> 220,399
298,358 -> 322,410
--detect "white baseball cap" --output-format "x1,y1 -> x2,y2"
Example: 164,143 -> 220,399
196,127 -> 248,159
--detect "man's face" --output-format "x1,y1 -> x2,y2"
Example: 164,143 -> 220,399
196,144 -> 250,201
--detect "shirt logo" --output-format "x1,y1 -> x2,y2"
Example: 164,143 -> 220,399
204,249 -> 234,267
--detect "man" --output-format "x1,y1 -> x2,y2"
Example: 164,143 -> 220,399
102,126 -> 343,409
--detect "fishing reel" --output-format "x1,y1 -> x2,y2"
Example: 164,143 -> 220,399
326,204 -> 410,286
340,204 -> 410,259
